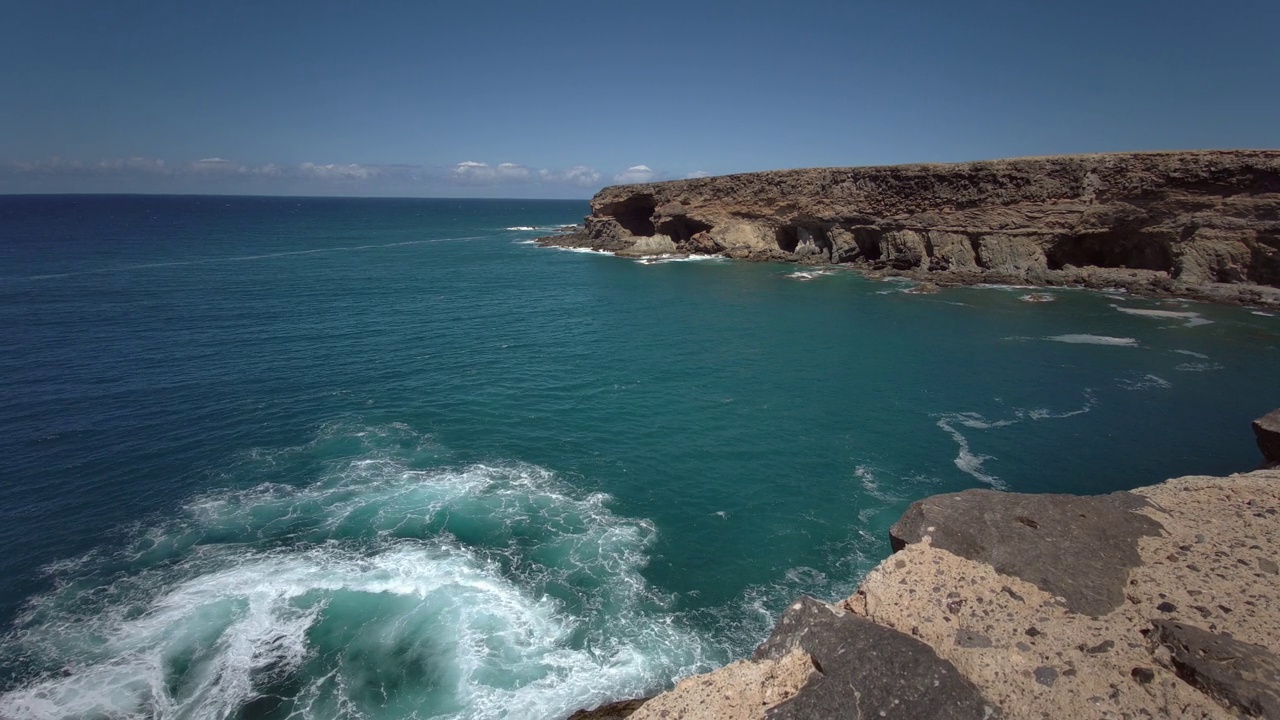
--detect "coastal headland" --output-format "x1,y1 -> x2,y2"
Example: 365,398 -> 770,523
569,413 -> 1280,719
540,150 -> 1280,307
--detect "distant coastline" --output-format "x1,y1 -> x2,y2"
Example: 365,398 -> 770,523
538,150 -> 1280,308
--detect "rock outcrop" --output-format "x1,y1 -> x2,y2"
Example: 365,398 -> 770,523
542,151 -> 1280,306
1255,409 -> 1280,467
568,410 -> 1280,719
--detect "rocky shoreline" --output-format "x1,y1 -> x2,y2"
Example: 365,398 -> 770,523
539,150 -> 1280,308
567,413 -> 1280,720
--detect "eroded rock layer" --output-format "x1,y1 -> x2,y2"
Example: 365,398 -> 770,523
544,151 -> 1280,305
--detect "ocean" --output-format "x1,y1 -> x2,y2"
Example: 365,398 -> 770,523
0,195 -> 1276,719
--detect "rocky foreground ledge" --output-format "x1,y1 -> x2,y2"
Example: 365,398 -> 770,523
570,415 -> 1280,719
541,151 -> 1280,307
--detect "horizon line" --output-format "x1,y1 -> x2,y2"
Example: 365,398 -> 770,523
0,192 -> 595,202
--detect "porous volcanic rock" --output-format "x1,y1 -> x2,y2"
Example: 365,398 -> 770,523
541,151 -> 1280,306
888,489 -> 1163,616
566,414 -> 1280,720
753,597 -> 998,719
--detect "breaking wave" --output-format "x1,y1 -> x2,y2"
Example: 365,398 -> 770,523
0,424 -> 714,720
634,255 -> 724,265
787,269 -> 834,281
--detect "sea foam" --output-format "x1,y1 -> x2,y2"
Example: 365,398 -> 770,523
1111,304 -> 1213,327
933,391 -> 1097,489
0,425 -> 714,720
1117,374 -> 1173,390
1048,334 -> 1140,347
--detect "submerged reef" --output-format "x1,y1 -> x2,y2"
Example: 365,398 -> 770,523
569,410 -> 1280,719
541,150 -> 1280,307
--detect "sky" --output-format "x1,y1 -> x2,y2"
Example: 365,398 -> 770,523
1,0 -> 1278,198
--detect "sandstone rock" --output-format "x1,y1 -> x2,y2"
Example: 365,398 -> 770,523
627,649 -> 816,720
827,226 -> 861,263
975,234 -> 1048,276
904,281 -> 940,294
1173,229 -> 1256,284
616,235 -> 678,257
1254,408 -> 1280,467
881,229 -> 928,269
928,231 -> 980,270
707,220 -> 773,253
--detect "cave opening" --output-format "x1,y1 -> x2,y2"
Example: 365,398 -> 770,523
776,226 -> 800,253
657,216 -> 714,243
606,196 -> 657,237
775,224 -> 834,255
1045,231 -> 1172,272
851,227 -> 883,262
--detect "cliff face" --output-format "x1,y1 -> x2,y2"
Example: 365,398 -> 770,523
569,412 -> 1280,720
552,151 -> 1280,303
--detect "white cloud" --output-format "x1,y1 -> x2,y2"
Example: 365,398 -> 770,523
190,157 -> 245,174
451,161 -> 495,183
252,163 -> 285,177
684,170 -> 712,179
449,161 -> 602,191
533,165 -> 602,187
561,165 -> 602,186
496,162 -> 530,179
0,155 -> 604,198
613,164 -> 655,183
300,162 -> 380,180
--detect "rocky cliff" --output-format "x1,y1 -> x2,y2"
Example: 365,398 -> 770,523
569,412 -> 1280,720
544,151 -> 1280,305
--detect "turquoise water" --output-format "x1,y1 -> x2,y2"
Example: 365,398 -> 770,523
1,195 -> 1277,719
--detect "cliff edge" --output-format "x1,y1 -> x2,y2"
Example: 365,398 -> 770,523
543,151 -> 1280,306
570,411 -> 1280,719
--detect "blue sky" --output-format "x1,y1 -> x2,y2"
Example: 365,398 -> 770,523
2,0 -> 1278,198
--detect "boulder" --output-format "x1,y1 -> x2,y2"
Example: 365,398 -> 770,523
1254,408 -> 1280,466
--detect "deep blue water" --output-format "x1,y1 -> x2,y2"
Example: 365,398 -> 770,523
1,195 -> 1277,719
